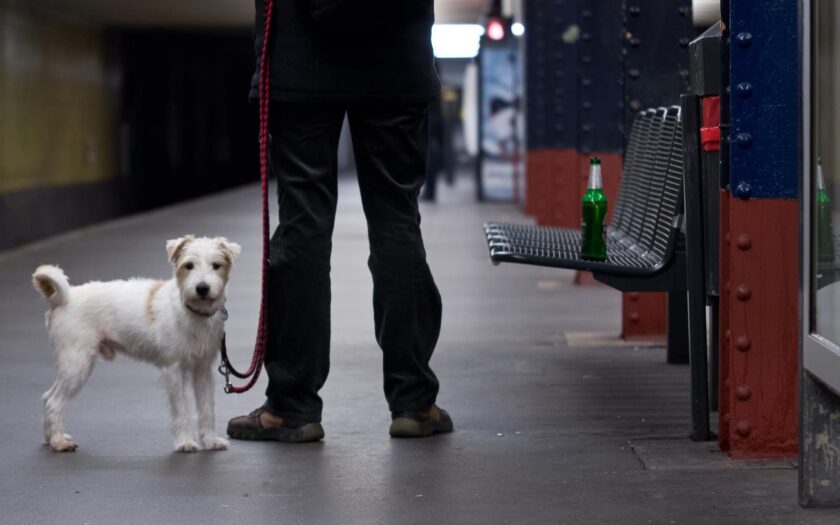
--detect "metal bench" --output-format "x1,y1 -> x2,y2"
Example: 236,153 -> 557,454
485,107 -> 683,282
483,106 -> 712,441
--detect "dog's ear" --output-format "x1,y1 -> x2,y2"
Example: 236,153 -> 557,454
165,235 -> 194,264
218,238 -> 242,263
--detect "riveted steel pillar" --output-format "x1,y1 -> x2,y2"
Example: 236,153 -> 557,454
572,0 -> 624,286
523,0 -> 579,226
522,0 -> 694,343
724,0 -> 799,459
621,0 -> 693,340
523,0 -> 625,229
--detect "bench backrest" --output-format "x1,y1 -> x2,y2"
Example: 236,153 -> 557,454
611,106 -> 683,265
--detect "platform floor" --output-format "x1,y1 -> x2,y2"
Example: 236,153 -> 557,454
1,177 -> 838,524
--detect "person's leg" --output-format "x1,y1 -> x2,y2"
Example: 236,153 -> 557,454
346,103 -> 444,417
263,102 -> 344,423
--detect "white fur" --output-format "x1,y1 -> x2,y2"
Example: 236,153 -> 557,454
32,236 -> 241,453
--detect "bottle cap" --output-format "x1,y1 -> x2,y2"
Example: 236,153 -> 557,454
590,157 -> 601,166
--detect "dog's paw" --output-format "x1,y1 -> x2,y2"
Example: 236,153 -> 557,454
50,436 -> 78,452
201,436 -> 229,451
174,439 -> 200,453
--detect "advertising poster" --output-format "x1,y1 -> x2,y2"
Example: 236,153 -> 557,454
477,36 -> 525,202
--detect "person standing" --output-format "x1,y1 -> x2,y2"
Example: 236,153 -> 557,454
226,0 -> 452,442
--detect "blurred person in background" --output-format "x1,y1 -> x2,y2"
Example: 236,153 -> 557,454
227,0 -> 453,442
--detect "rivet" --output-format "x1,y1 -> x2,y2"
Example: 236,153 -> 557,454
725,281 -> 731,292
736,385 -> 752,401
629,37 -> 641,48
582,33 -> 592,42
628,312 -> 641,323
723,413 -> 731,423
628,5 -> 641,17
582,101 -> 593,110
628,68 -> 640,79
582,9 -> 593,19
628,292 -> 640,302
725,233 -> 731,243
678,37 -> 690,48
678,6 -> 691,17
734,181 -> 753,199
735,420 -> 752,437
629,99 -> 641,110
724,329 -> 731,342
736,82 -> 754,98
736,32 -> 753,48
735,335 -> 751,351
581,78 -> 592,87
679,69 -> 690,78
736,234 -> 752,250
735,285 -> 751,301
581,55 -> 592,64
735,132 -> 752,148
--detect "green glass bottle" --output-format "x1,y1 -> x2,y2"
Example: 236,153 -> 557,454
581,157 -> 608,261
817,157 -> 835,264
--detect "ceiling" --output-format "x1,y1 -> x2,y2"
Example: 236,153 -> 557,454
20,0 -> 488,27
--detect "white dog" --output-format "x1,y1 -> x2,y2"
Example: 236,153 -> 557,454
32,235 -> 240,453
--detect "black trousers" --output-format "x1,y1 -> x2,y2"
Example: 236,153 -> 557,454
264,102 -> 442,423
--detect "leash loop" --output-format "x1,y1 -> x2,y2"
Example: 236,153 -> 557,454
218,0 -> 274,394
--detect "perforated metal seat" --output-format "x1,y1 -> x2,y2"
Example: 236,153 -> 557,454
483,106 -> 684,277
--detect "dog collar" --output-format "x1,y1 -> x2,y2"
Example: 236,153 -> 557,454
185,304 -> 228,320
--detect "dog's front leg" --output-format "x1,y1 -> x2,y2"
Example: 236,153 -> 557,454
192,359 -> 228,451
161,364 -> 198,452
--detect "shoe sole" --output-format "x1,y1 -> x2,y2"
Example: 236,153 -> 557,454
389,417 -> 454,438
227,422 -> 325,443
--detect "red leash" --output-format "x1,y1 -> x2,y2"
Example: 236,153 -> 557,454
218,0 -> 274,394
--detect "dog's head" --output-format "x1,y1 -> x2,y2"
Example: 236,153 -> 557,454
165,235 -> 241,316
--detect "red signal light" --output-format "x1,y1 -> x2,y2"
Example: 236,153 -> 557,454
487,18 -> 505,41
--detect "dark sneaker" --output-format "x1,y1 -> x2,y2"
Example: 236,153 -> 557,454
389,405 -> 454,438
227,407 -> 324,443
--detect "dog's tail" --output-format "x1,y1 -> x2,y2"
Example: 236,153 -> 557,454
32,265 -> 70,308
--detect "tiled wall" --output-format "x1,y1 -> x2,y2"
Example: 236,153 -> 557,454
0,4 -> 118,194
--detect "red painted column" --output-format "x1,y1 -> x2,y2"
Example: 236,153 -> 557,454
622,292 -> 667,341
723,199 -> 799,458
524,151 -> 543,216
718,190 -> 732,452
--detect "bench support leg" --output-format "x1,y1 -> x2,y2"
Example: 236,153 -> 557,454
668,290 -> 712,441
686,288 -> 712,441
666,292 -> 689,364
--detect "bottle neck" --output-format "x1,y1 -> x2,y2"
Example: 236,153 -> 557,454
818,163 -> 827,191
587,164 -> 603,190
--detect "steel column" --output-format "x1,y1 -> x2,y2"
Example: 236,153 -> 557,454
620,0 -> 693,339
725,0 -> 800,458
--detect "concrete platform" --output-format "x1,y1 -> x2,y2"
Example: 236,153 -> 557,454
1,176 -> 838,524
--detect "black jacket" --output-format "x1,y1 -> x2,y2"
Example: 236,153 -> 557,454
250,0 -> 440,102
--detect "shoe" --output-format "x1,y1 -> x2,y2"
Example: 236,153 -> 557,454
389,405 -> 454,438
227,406 -> 324,443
